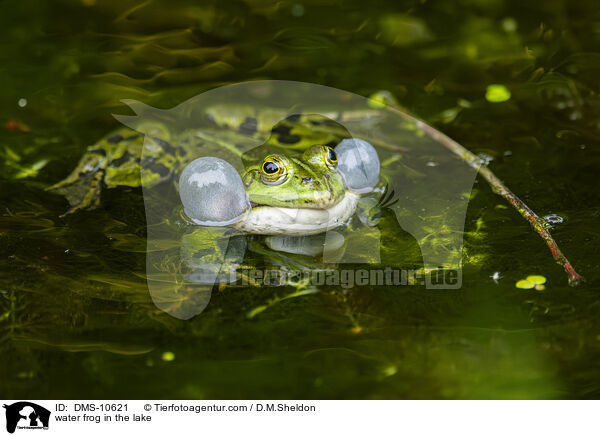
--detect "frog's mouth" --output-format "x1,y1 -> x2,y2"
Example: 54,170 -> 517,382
233,191 -> 360,236
247,185 -> 344,210
248,199 -> 338,209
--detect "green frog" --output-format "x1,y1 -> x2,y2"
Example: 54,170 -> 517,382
49,105 -> 382,236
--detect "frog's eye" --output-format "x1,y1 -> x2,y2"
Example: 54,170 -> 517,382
303,145 -> 338,170
323,146 -> 338,169
260,155 -> 288,185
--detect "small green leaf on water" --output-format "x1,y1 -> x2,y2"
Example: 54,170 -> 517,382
516,279 -> 535,289
486,84 -> 511,103
161,351 -> 175,362
526,275 -> 546,285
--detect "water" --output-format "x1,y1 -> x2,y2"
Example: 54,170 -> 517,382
1,0 -> 599,399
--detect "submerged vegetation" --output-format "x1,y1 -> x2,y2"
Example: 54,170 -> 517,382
1,0 -> 599,399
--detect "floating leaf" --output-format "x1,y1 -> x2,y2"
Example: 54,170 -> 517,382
526,275 -> 547,285
161,351 -> 175,362
516,279 -> 535,289
486,84 -> 511,102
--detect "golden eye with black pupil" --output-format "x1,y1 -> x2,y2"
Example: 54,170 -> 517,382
260,155 -> 288,185
323,146 -> 337,169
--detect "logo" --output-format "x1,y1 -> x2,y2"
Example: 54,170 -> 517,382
3,402 -> 50,434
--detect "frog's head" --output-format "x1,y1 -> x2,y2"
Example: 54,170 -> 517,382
242,145 -> 345,210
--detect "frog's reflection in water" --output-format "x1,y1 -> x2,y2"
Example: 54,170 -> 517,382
181,225 -> 381,285
167,219 -> 384,315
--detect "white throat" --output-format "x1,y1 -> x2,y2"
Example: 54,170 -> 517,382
232,191 -> 360,235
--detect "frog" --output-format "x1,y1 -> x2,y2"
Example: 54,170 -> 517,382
47,104 -> 384,217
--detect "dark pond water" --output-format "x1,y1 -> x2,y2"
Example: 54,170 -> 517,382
1,0 -> 599,399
